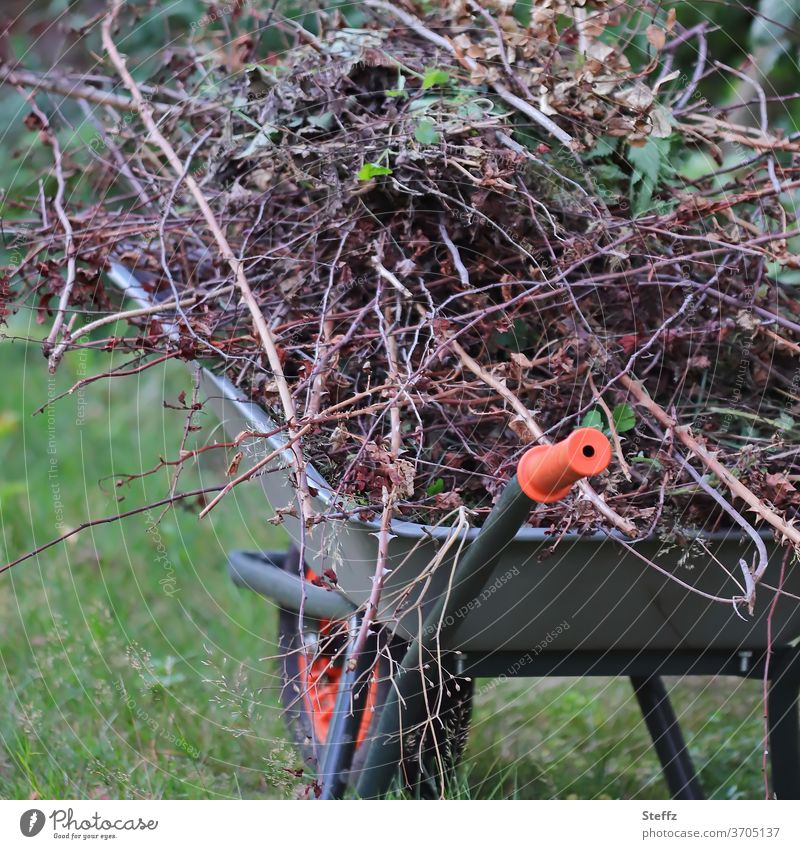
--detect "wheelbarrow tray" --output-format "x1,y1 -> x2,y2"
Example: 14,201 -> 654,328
201,368 -> 800,653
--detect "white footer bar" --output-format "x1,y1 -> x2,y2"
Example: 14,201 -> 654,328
1,799 -> 798,848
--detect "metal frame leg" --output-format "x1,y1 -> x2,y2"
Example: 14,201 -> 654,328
767,647 -> 800,800
631,675 -> 704,800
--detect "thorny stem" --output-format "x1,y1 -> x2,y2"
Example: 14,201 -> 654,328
346,486 -> 396,671
447,324 -> 638,537
621,373 -> 800,556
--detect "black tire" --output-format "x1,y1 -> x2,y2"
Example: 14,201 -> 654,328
277,547 -> 473,796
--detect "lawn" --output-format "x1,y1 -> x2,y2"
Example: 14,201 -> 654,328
0,316 -> 296,799
0,315 -> 769,799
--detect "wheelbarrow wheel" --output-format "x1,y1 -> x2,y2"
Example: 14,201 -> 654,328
278,548 -> 473,796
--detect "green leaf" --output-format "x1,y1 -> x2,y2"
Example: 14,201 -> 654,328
628,141 -> 660,187
593,163 -> 626,185
306,111 -> 334,130
766,260 -> 800,286
581,410 -> 605,431
421,68 -> 450,90
386,73 -> 407,98
612,403 -> 636,433
633,451 -> 662,471
492,319 -> 537,352
426,478 -> 445,496
357,162 -> 393,181
414,118 -> 440,145
627,137 -> 672,216
584,137 -> 617,160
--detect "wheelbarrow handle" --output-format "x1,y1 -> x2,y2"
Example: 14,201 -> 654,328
354,428 -> 612,798
518,427 -> 611,503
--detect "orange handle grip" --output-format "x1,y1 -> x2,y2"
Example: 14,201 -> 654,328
517,427 -> 611,503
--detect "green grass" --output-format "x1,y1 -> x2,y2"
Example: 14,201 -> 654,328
0,319 -> 771,800
464,675 -> 766,800
0,321 -> 297,799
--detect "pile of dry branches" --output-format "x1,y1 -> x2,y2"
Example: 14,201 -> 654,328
4,0 -> 800,553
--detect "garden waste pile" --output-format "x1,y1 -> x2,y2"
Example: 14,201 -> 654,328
5,1 -> 800,546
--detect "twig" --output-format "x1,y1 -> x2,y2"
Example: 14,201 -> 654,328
572,4 -> 590,56
0,63 -> 172,114
21,97 -> 77,366
674,24 -> 708,108
716,61 -> 783,194
197,424 -> 313,519
48,289 -> 234,362
620,373 -> 800,556
437,218 -> 471,290
372,256 -> 413,299
197,381 -> 399,518
588,373 -> 632,481
160,368 -> 202,521
448,332 -> 638,537
78,99 -> 151,206
102,1 -> 315,526
1,485 -> 224,574
307,225 -> 353,416
33,351 -> 184,416
677,454 -> 768,611
382,303 -> 403,457
347,486 -> 396,670
614,536 -> 746,604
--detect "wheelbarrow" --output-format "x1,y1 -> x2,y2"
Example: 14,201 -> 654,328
107,263 -> 800,800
